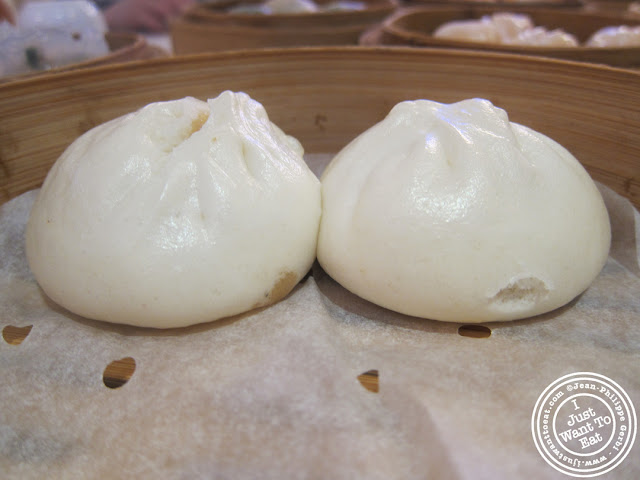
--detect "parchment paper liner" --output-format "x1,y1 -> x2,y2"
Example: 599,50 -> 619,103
1,164 -> 638,478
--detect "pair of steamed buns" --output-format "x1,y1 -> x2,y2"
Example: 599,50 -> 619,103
26,91 -> 611,328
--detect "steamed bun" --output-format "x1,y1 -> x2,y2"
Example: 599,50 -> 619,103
433,13 -> 579,47
318,98 -> 610,323
433,16 -> 501,44
586,26 -> 640,47
507,26 -> 579,47
26,91 -> 321,328
433,13 -> 534,45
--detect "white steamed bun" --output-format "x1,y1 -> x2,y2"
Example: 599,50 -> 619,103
433,13 -> 579,47
26,91 -> 321,328
586,26 -> 640,47
318,98 -> 611,323
507,26 -> 579,47
433,16 -> 500,44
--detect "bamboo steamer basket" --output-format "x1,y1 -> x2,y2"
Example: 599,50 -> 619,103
99,32 -> 167,65
170,0 -> 398,53
583,0 -> 639,15
364,6 -> 640,67
188,0 -> 399,27
0,32 -> 166,83
171,17 -> 378,52
0,47 -> 638,210
403,0 -> 582,8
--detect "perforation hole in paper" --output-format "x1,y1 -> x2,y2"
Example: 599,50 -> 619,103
458,325 -> 491,339
358,369 -> 379,393
103,357 -> 136,389
2,325 -> 33,345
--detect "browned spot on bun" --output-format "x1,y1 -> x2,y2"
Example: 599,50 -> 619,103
250,271 -> 299,310
268,271 -> 298,303
189,111 -> 209,137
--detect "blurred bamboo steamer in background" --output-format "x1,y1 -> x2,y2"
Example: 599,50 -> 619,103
360,6 -> 640,67
0,32 -> 166,83
582,0 -> 640,16
170,0 -> 398,54
401,0 -> 582,8
71,32 -> 166,70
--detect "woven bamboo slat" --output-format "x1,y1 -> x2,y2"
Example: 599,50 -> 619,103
0,47 -> 638,209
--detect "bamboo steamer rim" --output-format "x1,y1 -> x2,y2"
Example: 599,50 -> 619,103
189,0 -> 398,21
403,0 -> 583,7
1,46 -> 639,209
88,32 -> 147,65
171,15 -> 379,34
169,0 -> 398,53
175,0 -> 399,35
359,23 -> 387,44
0,32 -> 154,83
4,45 -> 639,88
382,5 -> 640,50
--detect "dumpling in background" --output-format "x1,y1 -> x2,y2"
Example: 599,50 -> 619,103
322,1 -> 366,12
432,16 -> 500,44
506,26 -> 579,47
263,0 -> 319,13
433,12 -> 578,48
0,0 -> 109,77
433,13 -> 534,45
628,2 -> 640,16
227,3 -> 272,14
586,25 -> 640,47
226,0 -> 364,14
491,12 -> 533,40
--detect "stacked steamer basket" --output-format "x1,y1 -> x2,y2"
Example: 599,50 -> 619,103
170,0 -> 398,53
0,32 -> 166,83
582,0 -> 640,15
401,0 -> 583,7
68,32 -> 167,70
360,4 -> 640,67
